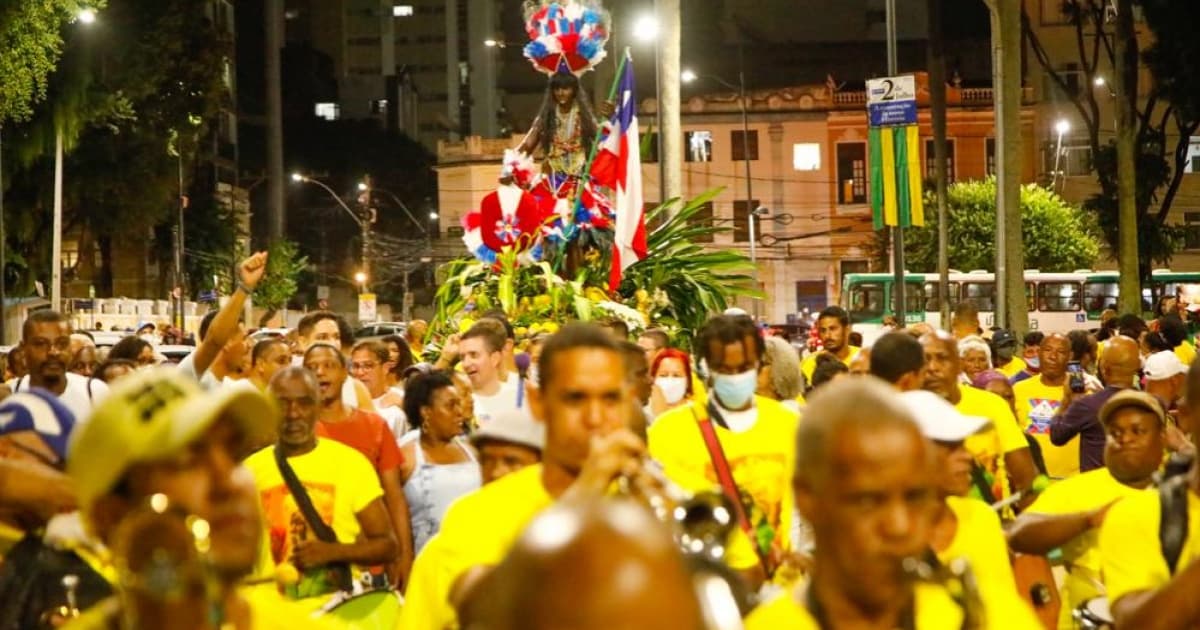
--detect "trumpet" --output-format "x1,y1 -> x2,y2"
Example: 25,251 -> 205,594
37,575 -> 81,628
617,459 -> 753,630
902,553 -> 984,630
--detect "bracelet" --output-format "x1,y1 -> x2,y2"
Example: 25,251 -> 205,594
236,281 -> 255,296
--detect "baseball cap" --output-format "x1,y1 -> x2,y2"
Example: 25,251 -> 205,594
899,390 -> 991,442
990,329 -> 1017,347
470,409 -> 545,452
0,389 -> 77,462
1144,351 -> 1187,381
66,368 -> 278,511
1099,389 -> 1167,427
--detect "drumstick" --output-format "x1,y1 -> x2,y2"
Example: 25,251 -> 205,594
990,475 -> 1052,512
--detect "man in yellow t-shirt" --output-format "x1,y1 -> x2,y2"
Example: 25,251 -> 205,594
1009,390 -> 1166,629
650,314 -> 798,565
63,368 -> 337,629
919,332 -> 1039,505
1013,333 -> 1080,478
745,378 -> 1039,630
799,306 -> 861,386
245,367 -> 398,605
1098,365 -> 1200,629
401,324 -> 761,630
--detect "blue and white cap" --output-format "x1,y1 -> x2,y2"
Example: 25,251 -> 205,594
0,389 -> 77,461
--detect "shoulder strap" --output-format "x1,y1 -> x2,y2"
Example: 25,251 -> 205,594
692,403 -> 771,575
968,462 -> 997,505
1159,474 -> 1189,575
272,446 -> 353,590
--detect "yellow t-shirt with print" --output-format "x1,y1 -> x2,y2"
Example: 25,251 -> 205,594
800,346 -> 861,384
937,496 -> 1019,601
648,395 -> 798,555
1100,484 -> 1200,607
1026,468 -> 1147,629
746,580 -> 1041,629
1013,376 -> 1078,478
956,384 -> 1027,503
245,439 -> 383,602
996,356 -> 1028,379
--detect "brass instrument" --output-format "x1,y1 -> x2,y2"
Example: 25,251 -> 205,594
902,554 -> 984,630
110,493 -> 222,630
37,574 -> 82,628
618,459 -> 753,630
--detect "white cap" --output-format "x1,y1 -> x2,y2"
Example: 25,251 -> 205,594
470,409 -> 545,452
900,390 -> 991,442
1144,350 -> 1187,381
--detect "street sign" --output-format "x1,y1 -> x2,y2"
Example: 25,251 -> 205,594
866,75 -> 918,127
358,293 -> 377,323
317,285 -> 330,300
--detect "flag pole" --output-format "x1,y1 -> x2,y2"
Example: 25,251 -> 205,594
553,48 -> 630,272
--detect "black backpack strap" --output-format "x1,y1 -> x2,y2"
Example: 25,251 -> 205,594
969,462 -> 997,505
1159,474 -> 1189,575
273,446 -> 353,591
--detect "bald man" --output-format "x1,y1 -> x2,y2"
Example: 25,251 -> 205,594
746,377 -> 1038,628
461,498 -> 704,630
1052,335 -> 1141,473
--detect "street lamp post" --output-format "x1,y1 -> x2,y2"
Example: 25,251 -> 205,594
633,13 -> 664,202
1053,119 -> 1070,192
682,62 -> 760,319
358,181 -> 437,321
292,173 -> 374,291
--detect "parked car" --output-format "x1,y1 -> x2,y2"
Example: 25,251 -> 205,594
157,345 -> 195,365
354,322 -> 406,343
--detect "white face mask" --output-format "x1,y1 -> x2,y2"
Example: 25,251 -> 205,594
655,376 -> 688,405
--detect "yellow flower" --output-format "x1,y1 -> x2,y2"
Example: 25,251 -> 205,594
533,295 -> 552,309
458,317 -> 476,333
585,287 -> 608,302
542,322 -> 560,333
515,326 -> 529,337
276,563 -> 300,586
635,289 -> 650,302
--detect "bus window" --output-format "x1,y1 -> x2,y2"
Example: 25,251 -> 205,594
846,282 -> 885,322
904,282 -> 925,315
922,281 -> 960,312
962,282 -> 995,311
1083,281 -> 1118,315
1026,282 -> 1035,312
1037,281 -> 1082,312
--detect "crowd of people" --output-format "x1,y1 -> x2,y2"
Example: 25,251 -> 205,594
1,253 -> 1199,629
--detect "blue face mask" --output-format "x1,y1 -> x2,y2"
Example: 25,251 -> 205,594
711,369 -> 758,409
1027,356 -> 1041,370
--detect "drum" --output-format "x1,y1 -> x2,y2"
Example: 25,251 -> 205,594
317,590 -> 402,630
1011,553 -> 1059,630
1074,597 -> 1113,629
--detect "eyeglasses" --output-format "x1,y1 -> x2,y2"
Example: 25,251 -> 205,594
350,361 -> 379,371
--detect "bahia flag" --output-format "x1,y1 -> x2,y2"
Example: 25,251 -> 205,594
591,51 -> 646,292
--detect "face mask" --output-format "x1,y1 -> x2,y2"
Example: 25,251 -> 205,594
711,369 -> 758,409
995,345 -> 1015,362
1026,356 -> 1040,370
655,376 -> 688,405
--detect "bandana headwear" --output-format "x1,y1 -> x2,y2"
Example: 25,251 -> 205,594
522,1 -> 611,77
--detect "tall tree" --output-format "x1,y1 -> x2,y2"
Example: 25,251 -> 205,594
1023,0 -> 1200,300
0,0 -> 106,124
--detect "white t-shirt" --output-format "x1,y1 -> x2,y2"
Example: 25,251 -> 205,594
8,373 -> 109,423
472,376 -> 525,427
373,394 -> 408,440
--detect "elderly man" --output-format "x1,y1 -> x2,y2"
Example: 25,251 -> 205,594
1011,390 -> 1167,630
746,378 -> 1037,628
63,368 -> 332,628
470,410 -> 544,485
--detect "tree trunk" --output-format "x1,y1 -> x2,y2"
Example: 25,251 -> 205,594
929,0 -> 951,330
1114,0 -> 1141,315
986,0 -> 1027,333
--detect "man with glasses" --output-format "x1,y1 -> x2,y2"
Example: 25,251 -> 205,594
7,311 -> 108,420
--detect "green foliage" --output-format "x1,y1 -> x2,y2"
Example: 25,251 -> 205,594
254,240 -> 309,315
429,189 -> 759,348
900,179 -> 1100,272
0,0 -> 106,124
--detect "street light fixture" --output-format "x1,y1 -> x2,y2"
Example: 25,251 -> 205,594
483,38 -> 505,48
681,66 -> 761,318
354,271 -> 367,293
632,15 -> 659,42
76,8 -> 97,24
291,173 -> 374,290
1093,76 -> 1106,87
1053,119 -> 1071,191
428,211 -> 439,221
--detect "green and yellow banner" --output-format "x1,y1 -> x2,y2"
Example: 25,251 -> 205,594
869,125 -> 924,229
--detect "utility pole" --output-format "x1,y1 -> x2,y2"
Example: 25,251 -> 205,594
658,0 -> 682,202
886,0 -> 906,320
1113,0 -> 1140,315
985,0 -> 1026,332
928,0 -> 950,329
265,0 -> 285,240
0,130 -> 5,345
52,131 -> 63,313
